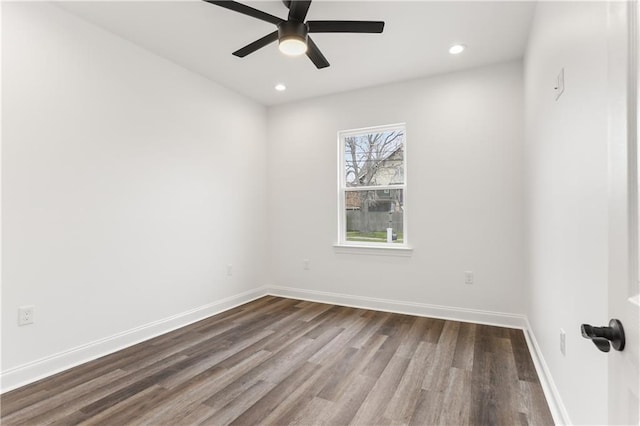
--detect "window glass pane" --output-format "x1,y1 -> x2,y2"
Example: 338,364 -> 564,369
345,189 -> 404,243
344,129 -> 405,187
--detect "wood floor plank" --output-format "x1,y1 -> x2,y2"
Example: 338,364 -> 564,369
325,373 -> 378,425
509,328 -> 541,382
129,366 -> 229,424
77,354 -> 187,418
470,350 -> 499,425
409,389 -> 445,426
200,379 -> 275,425
254,363 -> 338,425
424,317 -> 446,343
452,321 -> 476,371
349,355 -> 411,425
7,351 -> 188,425
211,306 -> 323,371
435,366 -> 472,425
227,361 -> 322,425
491,336 -> 522,425
135,350 -> 273,424
1,297 -> 555,426
347,310 -> 392,349
422,320 -> 460,392
316,333 -> 388,402
247,326 -> 343,385
77,384 -> 166,426
286,396 -> 334,426
0,369 -> 128,425
395,315 -> 431,359
293,301 -> 335,323
359,318 -> 412,379
160,328 -> 274,389
384,341 -> 437,422
307,315 -> 369,363
518,379 -> 555,425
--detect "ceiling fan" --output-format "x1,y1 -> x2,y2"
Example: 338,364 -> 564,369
204,0 -> 385,69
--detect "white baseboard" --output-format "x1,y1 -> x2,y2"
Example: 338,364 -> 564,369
0,286 -> 269,393
267,285 -> 528,329
522,319 -> 572,425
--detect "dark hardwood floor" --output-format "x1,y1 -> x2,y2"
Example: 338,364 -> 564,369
1,296 -> 554,425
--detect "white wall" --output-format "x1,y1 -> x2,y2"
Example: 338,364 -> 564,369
267,60 -> 525,316
1,2 -> 268,385
524,2 -> 610,424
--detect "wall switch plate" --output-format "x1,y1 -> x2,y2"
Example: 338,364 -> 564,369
560,328 -> 566,356
555,68 -> 565,100
303,259 -> 310,270
18,306 -> 35,326
226,264 -> 233,276
465,271 -> 474,285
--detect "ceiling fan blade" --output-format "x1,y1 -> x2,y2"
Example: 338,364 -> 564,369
232,31 -> 279,57
307,20 -> 385,33
288,1 -> 312,22
204,0 -> 283,25
306,36 -> 329,69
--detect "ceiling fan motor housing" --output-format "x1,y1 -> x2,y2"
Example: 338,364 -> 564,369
278,21 -> 308,44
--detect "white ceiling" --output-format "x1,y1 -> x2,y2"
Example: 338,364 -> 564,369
57,1 -> 536,106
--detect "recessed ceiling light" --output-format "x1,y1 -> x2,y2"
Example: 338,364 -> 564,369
275,83 -> 287,92
449,44 -> 466,55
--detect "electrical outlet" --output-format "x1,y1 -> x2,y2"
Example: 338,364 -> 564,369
303,259 -> 310,270
560,328 -> 566,356
226,264 -> 233,276
465,271 -> 474,285
18,306 -> 35,326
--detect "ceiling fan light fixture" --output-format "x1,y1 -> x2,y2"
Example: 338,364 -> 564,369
277,21 -> 308,56
279,36 -> 307,56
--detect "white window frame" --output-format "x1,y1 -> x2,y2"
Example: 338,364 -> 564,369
336,123 -> 410,252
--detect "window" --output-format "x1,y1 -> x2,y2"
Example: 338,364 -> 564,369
338,123 -> 407,247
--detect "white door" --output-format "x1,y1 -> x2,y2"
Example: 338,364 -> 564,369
607,2 -> 640,424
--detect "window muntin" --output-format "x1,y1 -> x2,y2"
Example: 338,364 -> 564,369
339,124 -> 407,246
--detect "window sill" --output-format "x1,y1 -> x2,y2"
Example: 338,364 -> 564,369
333,244 -> 413,257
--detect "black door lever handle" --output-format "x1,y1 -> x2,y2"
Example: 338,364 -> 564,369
581,319 -> 625,352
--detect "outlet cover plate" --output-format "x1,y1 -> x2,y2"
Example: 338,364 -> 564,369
465,271 -> 474,285
18,305 -> 35,326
